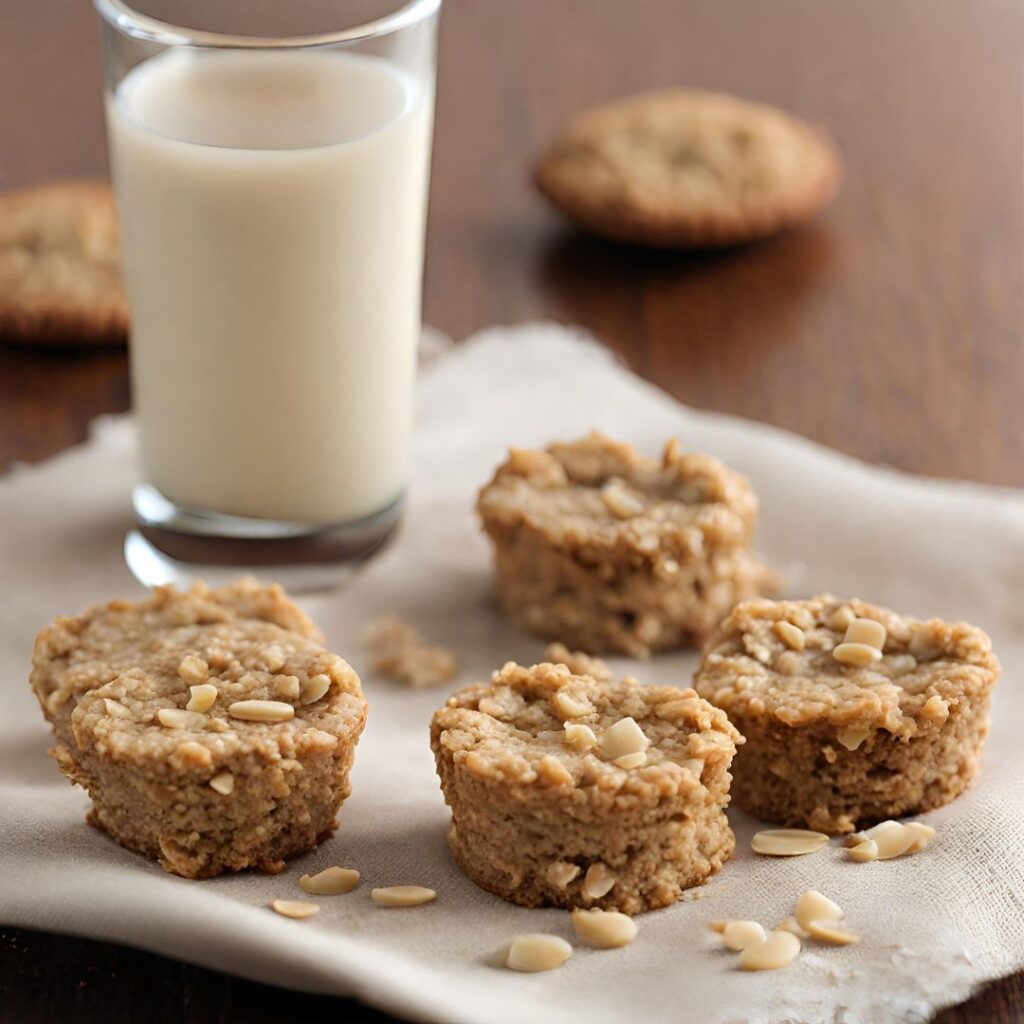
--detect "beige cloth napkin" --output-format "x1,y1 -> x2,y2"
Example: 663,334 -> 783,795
2,323 -> 1023,1024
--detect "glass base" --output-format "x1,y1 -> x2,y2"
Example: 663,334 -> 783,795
126,484 -> 403,592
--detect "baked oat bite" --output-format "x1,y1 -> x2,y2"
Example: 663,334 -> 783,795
30,579 -> 367,878
476,432 -> 772,657
693,595 -> 999,834
430,661 -> 741,914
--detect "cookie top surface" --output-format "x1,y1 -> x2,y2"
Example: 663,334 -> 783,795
431,661 -> 740,808
477,431 -> 757,556
0,180 -> 128,345
31,579 -> 365,768
536,89 -> 840,248
694,595 -> 999,736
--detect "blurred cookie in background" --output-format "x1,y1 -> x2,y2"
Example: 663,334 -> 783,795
0,180 -> 128,346
536,89 -> 840,249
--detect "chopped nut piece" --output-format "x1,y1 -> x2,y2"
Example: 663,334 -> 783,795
209,772 -> 234,795
773,620 -> 806,651
545,861 -> 581,889
371,885 -> 437,907
102,698 -> 131,719
836,726 -> 870,751
847,839 -> 878,862
805,920 -> 859,945
553,690 -> 593,720
537,754 -> 574,786
707,919 -> 728,934
751,829 -> 830,857
572,908 -> 638,949
739,930 -> 801,971
271,899 -> 319,920
563,721 -> 598,752
613,751 -> 647,770
903,821 -> 936,853
843,832 -> 869,848
832,641 -> 883,667
506,934 -> 573,972
273,675 -> 301,701
227,699 -> 295,723
795,890 -> 843,931
299,673 -> 331,705
177,654 -> 209,685
722,920 -> 767,951
581,862 -> 617,901
864,820 -> 915,859
844,618 -> 887,650
921,694 -> 950,722
599,717 -> 650,761
364,615 -> 459,688
157,708 -> 207,730
600,479 -> 646,519
299,867 -> 360,895
186,683 -> 218,714
826,606 -> 856,631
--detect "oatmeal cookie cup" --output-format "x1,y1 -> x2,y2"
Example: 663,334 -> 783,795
430,661 -> 741,914
30,579 -> 367,878
476,432 -> 773,657
693,595 -> 999,834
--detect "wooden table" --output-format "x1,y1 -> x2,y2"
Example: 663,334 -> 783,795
1,1 -> 1020,1020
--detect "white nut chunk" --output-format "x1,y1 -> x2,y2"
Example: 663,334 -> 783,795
208,772 -> 234,795
806,920 -> 860,945
903,821 -> 937,853
371,885 -> 437,907
300,867 -> 360,895
739,930 -> 801,971
553,689 -> 593,720
227,699 -> 295,723
271,899 -> 319,919
506,934 -> 573,972
864,820 -> 915,859
157,708 -> 207,730
186,683 -> 218,714
847,839 -> 878,862
832,642 -> 883,667
836,726 -> 870,751
546,861 -> 581,889
795,890 -> 843,931
563,721 -> 597,752
300,673 -> 332,705
571,908 -> 638,949
177,654 -> 209,684
599,716 -> 650,761
581,862 -> 617,901
722,920 -> 767,951
844,617 -> 887,650
773,620 -> 806,651
751,829 -> 829,857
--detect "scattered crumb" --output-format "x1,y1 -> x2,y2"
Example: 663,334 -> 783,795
363,615 -> 459,688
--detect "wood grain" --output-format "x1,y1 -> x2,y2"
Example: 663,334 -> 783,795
0,0 -> 1020,1021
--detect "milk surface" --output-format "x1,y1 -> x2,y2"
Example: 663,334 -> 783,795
107,49 -> 433,523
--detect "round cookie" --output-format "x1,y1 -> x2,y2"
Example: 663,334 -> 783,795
693,595 -> 999,833
536,89 -> 840,248
0,179 -> 128,345
476,431 -> 772,656
30,579 -> 367,878
430,660 -> 741,914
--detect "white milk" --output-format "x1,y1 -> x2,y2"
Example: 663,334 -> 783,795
106,49 -> 433,524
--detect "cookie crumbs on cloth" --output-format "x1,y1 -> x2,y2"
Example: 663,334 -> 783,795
363,614 -> 459,688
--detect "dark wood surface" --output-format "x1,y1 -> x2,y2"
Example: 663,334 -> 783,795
1,1 -> 1020,1021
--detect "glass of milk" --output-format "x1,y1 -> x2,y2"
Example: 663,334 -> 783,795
95,0 -> 440,589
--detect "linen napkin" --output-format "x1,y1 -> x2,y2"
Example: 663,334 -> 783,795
2,323 -> 1023,1024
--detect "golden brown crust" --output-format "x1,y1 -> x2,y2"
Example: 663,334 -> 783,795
694,595 -> 999,832
430,661 -> 740,913
536,89 -> 841,248
0,180 -> 128,346
30,579 -> 367,878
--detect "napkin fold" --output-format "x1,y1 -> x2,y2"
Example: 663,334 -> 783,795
2,323 -> 1023,1024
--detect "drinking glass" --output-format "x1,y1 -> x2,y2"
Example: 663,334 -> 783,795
95,0 -> 440,589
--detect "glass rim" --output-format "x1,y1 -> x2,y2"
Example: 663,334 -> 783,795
93,0 -> 441,48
